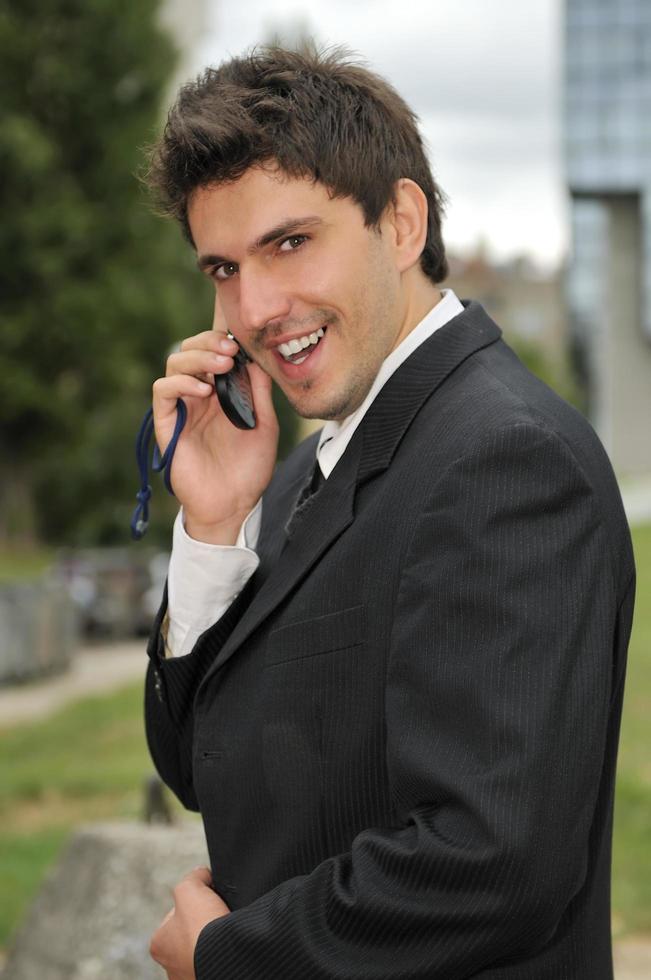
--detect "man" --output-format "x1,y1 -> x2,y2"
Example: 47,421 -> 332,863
144,46 -> 634,980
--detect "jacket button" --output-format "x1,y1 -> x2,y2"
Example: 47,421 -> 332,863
153,669 -> 164,703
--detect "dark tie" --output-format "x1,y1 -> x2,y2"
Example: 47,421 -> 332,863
284,458 -> 324,539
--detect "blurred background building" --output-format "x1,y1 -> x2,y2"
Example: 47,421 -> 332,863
447,245 -> 568,363
565,0 -> 651,475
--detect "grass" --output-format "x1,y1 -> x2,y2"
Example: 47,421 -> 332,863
0,682 -> 164,950
0,526 -> 649,952
0,828 -> 71,951
611,521 -> 651,937
0,547 -> 56,584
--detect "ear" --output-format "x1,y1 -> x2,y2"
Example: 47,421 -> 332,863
385,178 -> 429,274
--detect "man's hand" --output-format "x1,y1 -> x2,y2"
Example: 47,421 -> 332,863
151,297 -> 279,545
150,867 -> 230,980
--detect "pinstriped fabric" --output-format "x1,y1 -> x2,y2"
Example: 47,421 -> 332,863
284,457 -> 326,540
145,302 -> 635,979
144,577 -> 260,810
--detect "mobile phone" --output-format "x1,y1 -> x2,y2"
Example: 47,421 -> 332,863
214,339 -> 256,429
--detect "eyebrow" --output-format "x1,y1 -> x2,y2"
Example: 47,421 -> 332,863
197,215 -> 324,271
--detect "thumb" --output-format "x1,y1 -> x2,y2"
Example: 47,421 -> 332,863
186,866 -> 213,887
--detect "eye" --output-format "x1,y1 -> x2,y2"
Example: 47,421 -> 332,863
212,262 -> 238,281
279,235 -> 308,252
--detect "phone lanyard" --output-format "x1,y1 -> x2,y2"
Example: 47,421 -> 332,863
130,399 -> 187,540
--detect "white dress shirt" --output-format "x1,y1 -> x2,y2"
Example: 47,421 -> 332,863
166,288 -> 464,657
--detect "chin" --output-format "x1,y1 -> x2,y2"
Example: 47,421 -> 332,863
290,400 -> 339,422
283,369 -> 372,422
292,391 -> 363,423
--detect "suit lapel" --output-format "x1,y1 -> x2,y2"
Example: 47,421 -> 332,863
202,442 -> 360,678
357,300 -> 501,483
200,300 -> 501,678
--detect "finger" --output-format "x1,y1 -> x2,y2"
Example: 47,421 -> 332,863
149,910 -> 174,964
180,330 -> 238,355
167,349 -> 235,379
247,362 -> 278,429
152,375 -> 214,422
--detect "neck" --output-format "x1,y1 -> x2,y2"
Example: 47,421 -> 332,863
392,274 -> 443,353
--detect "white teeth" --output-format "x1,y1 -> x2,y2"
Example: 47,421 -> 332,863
292,354 -> 309,365
277,327 -> 327,361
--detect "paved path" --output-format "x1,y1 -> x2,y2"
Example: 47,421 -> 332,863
614,938 -> 651,978
0,640 -> 146,726
620,472 -> 651,526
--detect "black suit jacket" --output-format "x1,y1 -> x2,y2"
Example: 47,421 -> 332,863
145,301 -> 635,979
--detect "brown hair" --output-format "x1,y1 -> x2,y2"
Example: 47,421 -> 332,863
146,44 -> 448,283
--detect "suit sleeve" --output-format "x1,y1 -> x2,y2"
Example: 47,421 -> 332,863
194,423 -> 627,978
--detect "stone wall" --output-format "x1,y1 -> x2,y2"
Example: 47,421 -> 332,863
0,576 -> 77,685
2,822 -> 208,980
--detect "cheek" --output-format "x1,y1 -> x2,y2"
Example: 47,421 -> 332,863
294,242 -> 365,310
216,290 -> 242,333
294,256 -> 337,305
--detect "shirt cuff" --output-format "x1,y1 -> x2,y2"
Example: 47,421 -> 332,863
166,502 -> 262,658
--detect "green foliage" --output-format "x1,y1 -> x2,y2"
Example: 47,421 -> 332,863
0,546 -> 55,582
0,0 -> 301,548
612,522 -> 651,935
507,334 -> 584,411
612,778 -> 651,936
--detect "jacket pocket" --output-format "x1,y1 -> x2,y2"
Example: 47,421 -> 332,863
265,604 -> 365,666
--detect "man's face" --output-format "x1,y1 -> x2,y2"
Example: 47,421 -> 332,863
188,166 -> 409,421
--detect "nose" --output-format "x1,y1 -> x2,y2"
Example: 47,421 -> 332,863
238,265 -> 292,335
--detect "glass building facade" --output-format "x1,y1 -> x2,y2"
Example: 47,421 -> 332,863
565,0 -> 651,473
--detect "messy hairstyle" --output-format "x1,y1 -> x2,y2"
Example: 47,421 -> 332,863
146,44 -> 448,284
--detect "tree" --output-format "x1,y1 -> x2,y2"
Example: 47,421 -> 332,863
0,0 -> 301,547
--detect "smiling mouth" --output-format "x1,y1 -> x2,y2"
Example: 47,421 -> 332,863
276,327 -> 326,364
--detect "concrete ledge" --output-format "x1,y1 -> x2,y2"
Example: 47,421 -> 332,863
2,821 -> 207,980
2,820 -> 649,977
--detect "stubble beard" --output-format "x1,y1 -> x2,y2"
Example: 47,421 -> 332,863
288,362 -> 378,421
272,238 -> 399,422
287,314 -> 396,422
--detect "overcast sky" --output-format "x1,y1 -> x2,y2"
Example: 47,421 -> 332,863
195,0 -> 566,269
